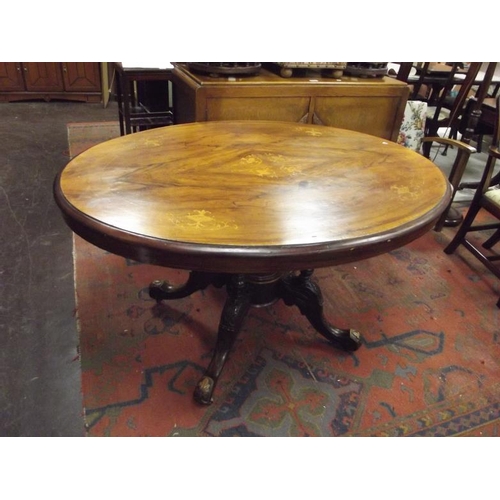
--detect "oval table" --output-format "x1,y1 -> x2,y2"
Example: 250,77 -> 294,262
54,121 -> 452,404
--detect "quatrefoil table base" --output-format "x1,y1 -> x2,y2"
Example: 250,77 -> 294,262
149,270 -> 361,405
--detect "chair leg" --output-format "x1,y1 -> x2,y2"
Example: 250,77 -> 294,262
476,135 -> 483,154
483,228 -> 500,249
422,139 -> 432,158
444,204 -> 482,254
489,171 -> 500,186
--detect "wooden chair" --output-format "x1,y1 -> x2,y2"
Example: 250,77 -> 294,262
423,136 -> 477,231
392,62 -> 434,101
420,63 -> 486,227
421,62 -> 482,158
444,94 -> 500,306
395,98 -> 477,232
410,62 -> 435,101
393,62 -> 413,82
447,62 -> 498,154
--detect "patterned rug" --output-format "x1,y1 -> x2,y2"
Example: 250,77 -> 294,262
67,120 -> 121,158
68,122 -> 500,437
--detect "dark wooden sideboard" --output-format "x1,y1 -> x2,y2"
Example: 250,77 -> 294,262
0,62 -> 102,103
172,64 -> 409,141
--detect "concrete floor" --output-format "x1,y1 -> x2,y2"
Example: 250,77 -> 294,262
0,101 -> 118,436
0,101 -> 493,436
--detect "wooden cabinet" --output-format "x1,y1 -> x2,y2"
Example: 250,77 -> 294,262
0,63 -> 25,91
0,62 -> 102,102
172,64 -> 409,142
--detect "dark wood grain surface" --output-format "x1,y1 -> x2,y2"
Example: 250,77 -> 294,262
55,121 -> 452,273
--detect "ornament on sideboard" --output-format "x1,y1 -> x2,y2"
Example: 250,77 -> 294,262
275,62 -> 347,78
187,63 -> 262,77
344,63 -> 389,77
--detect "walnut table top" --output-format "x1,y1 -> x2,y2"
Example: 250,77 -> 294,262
55,120 -> 451,274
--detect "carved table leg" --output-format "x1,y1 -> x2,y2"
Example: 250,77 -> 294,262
280,270 -> 361,351
149,269 -> 361,404
193,274 -> 252,405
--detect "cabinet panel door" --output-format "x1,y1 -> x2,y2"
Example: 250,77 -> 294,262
22,62 -> 64,91
62,62 -> 101,91
0,62 -> 24,91
314,96 -> 402,140
206,97 -> 311,122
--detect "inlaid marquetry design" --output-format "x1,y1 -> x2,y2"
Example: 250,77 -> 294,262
390,184 -> 419,199
165,210 -> 238,231
143,138 -> 161,147
294,125 -> 323,136
237,153 -> 302,178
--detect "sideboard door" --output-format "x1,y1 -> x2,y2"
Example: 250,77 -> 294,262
21,62 -> 64,92
0,63 -> 24,91
313,96 -> 405,140
62,63 -> 101,92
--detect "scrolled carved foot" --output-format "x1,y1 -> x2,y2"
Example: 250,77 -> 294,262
314,323 -> 361,352
149,280 -> 176,302
193,376 -> 215,405
342,329 -> 362,351
280,270 -> 362,352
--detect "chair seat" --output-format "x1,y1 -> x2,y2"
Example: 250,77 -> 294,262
427,105 -> 450,123
484,186 -> 500,206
